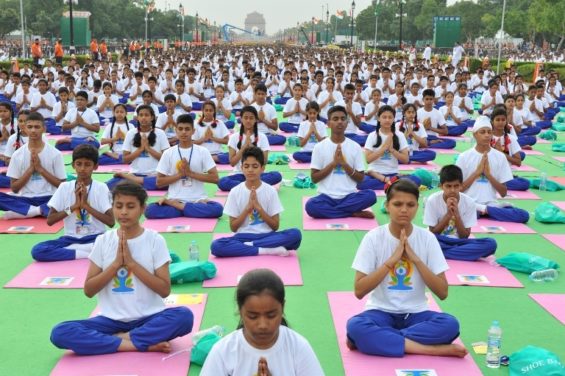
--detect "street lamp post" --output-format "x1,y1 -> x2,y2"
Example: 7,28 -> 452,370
296,22 -> 299,44
350,1 -> 356,48
496,0 -> 507,74
178,3 -> 185,44
326,7 -> 329,44
311,17 -> 315,45
195,12 -> 199,44
64,0 -> 77,55
373,0 -> 379,48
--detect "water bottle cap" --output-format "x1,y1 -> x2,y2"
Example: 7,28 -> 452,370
492,320 -> 499,326
191,240 -> 196,244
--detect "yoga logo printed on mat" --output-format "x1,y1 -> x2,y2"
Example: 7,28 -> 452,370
395,369 -> 438,376
112,267 -> 134,293
389,259 -> 413,291
166,225 -> 191,232
457,274 -> 490,284
164,293 -> 204,305
7,226 -> 34,233
40,277 -> 74,286
482,225 -> 506,233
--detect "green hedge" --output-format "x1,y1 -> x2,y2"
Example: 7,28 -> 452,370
0,53 -> 119,71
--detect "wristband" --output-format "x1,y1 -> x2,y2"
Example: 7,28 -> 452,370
349,168 -> 356,177
64,206 -> 72,216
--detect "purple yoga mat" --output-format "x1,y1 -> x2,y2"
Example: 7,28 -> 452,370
327,291 -> 482,376
445,259 -> 523,288
471,218 -> 535,234
4,259 -> 90,289
302,197 -> 377,231
203,234 -> 303,287
50,294 -> 208,376
529,294 -> 565,325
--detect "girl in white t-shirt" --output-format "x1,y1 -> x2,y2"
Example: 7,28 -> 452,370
346,178 -> 467,358
398,104 -> 436,164
50,182 -> 193,355
201,269 -> 324,375
192,101 -> 230,164
1,110 -> 27,188
218,106 -> 282,192
211,85 -> 234,129
490,107 -> 529,191
513,94 -> 540,146
292,101 -> 327,163
358,105 -> 421,191
106,105 -> 170,191
99,104 -> 131,165
439,92 -> 467,136
360,88 -> 385,133
0,101 -> 16,166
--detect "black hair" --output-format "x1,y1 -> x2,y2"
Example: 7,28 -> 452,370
238,105 -> 259,149
327,105 -> 346,120
385,177 -> 420,202
72,144 -> 99,164
76,90 -> 88,100
177,113 -> 194,127
373,105 -> 400,150
133,105 -> 156,148
102,81 -> 112,90
236,269 -> 287,329
439,164 -> 463,184
344,83 -> 355,92
26,111 -> 44,123
0,101 -> 15,135
422,88 -> 435,98
399,103 -> 420,132
175,79 -> 185,88
254,83 -> 267,94
242,145 -> 265,166
13,109 -> 30,150
199,101 -> 217,128
112,181 -> 148,206
164,93 -> 176,102
305,101 -> 320,119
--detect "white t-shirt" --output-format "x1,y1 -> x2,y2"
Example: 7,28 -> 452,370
48,180 -> 112,237
89,229 -> 171,322
334,100 -> 363,134
456,147 -> 513,205
224,182 -> 282,234
397,121 -> 428,152
283,97 -> 309,124
174,93 -> 193,114
311,137 -> 365,199
157,144 -> 216,202
122,128 -> 170,175
515,107 -> 532,128
417,107 -> 446,137
101,122 -> 132,154
439,105 -> 464,127
364,131 -> 408,175
480,91 -> 504,116
352,224 -> 448,313
297,120 -> 327,152
7,143 -> 66,197
30,91 -> 57,119
155,109 -> 183,139
96,94 -> 120,119
453,95 -> 473,121
211,97 -> 233,123
363,101 -> 385,126
2,133 -> 47,158
227,132 -> 270,172
192,120 -> 230,155
63,107 -> 100,138
200,326 -> 324,376
316,90 -> 343,119
492,133 -> 521,159
423,191 -> 477,238
252,103 -> 278,135
51,101 -> 76,127
387,94 -> 406,121
228,91 -> 247,110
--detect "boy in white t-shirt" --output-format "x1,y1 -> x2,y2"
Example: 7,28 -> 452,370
455,116 -> 529,223
252,84 -> 286,145
50,182 -> 193,355
211,146 -> 301,257
0,112 -> 66,219
305,105 -> 376,219
56,91 -> 101,150
280,83 -> 309,133
335,83 -> 365,146
417,89 -> 456,149
144,114 -> 223,219
30,79 -> 56,121
31,145 -> 114,261
423,164 -> 497,261
480,80 -> 504,117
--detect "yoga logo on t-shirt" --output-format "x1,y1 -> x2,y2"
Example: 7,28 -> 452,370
442,218 -> 456,237
382,150 -> 392,160
112,267 -> 134,293
140,150 -> 149,158
478,173 -> 488,183
249,209 -> 263,225
334,164 -> 345,175
31,172 -> 42,181
388,259 -> 413,291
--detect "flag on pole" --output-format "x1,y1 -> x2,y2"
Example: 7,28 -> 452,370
336,10 -> 346,19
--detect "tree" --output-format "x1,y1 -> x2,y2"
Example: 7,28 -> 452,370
444,1 -> 486,41
414,0 -> 445,39
528,0 -> 565,49
0,8 -> 19,39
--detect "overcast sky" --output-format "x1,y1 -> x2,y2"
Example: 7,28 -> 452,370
154,0 -> 374,34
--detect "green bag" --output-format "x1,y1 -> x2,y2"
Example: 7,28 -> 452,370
169,251 -> 181,264
510,346 -> 565,376
535,202 -> 565,223
540,130 -> 558,141
497,252 -> 559,274
190,333 -> 221,366
274,104 -> 284,112
412,168 -> 439,189
555,114 -> 565,123
552,124 -> 565,132
66,173 -> 77,181
287,135 -> 300,147
293,173 -> 316,189
529,178 -> 565,191
169,261 -> 217,284
267,153 -> 289,165
551,143 -> 565,152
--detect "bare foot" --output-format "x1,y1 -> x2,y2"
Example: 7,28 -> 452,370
114,172 -> 125,178
352,210 -> 375,219
431,343 -> 468,358
346,338 -> 357,351
406,339 -> 468,358
148,341 -> 172,353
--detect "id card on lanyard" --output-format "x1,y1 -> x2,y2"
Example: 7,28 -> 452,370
76,181 -> 93,235
178,145 -> 194,187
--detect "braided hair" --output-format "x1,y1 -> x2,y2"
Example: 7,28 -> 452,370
13,110 -> 30,151
133,105 -> 156,148
0,101 -> 15,135
199,100 -> 217,129
237,105 -> 259,149
109,103 -> 130,151
399,103 -> 420,132
373,105 -> 400,150
490,106 -> 511,154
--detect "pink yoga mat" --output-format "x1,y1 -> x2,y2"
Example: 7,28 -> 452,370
216,164 -> 234,172
399,161 -> 439,171
430,148 -> 459,154
551,177 -> 565,186
553,156 -> 565,163
497,190 -> 541,200
442,135 -> 471,142
143,216 -> 219,233
542,234 -> 565,252
302,197 -> 377,231
93,164 -> 131,174
327,291 -> 482,376
146,190 -> 167,197
0,166 -> 7,173
522,149 -> 543,156
50,294 -> 208,376
0,217 -> 64,234
46,134 -> 70,141
529,294 -> 565,325
288,155 -> 311,170
472,218 -> 535,234
537,139 -> 551,144
550,202 -> 565,211
445,259 -> 523,288
203,233 -> 303,287
4,259 -> 89,289
511,164 -> 538,172
270,145 -> 287,152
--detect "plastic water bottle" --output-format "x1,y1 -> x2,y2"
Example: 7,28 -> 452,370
431,173 -> 440,189
192,325 -> 225,343
188,240 -> 200,262
486,321 -> 502,368
539,172 -> 547,191
529,268 -> 559,282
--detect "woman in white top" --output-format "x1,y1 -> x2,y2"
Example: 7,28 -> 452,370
201,269 -> 324,375
347,179 -> 467,358
106,105 -> 169,191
